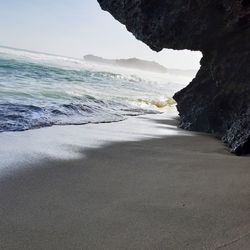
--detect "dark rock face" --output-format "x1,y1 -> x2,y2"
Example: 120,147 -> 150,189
97,0 -> 250,155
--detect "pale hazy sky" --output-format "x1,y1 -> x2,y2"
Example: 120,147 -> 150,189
0,0 -> 202,69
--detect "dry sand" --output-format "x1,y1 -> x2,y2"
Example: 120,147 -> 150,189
0,117 -> 250,250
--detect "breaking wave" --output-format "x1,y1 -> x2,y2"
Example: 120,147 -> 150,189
0,46 -> 191,132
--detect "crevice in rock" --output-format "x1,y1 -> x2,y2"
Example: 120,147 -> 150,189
242,0 -> 250,8
235,138 -> 250,156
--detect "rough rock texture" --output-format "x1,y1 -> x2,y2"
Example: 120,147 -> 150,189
98,0 -> 250,155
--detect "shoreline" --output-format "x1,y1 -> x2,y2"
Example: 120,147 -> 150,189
0,110 -> 186,177
0,113 -> 250,249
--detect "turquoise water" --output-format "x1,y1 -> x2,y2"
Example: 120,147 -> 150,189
0,46 -> 191,132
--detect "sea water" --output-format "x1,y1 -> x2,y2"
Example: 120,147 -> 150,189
0,46 -> 194,132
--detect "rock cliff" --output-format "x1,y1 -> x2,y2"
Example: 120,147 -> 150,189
97,0 -> 250,155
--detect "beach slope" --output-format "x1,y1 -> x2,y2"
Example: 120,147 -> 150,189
0,118 -> 250,249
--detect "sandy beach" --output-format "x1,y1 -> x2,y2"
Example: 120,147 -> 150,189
0,115 -> 250,250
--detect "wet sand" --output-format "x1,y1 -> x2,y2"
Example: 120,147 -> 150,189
0,117 -> 250,249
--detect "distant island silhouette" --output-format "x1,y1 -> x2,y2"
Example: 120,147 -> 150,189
84,54 -> 168,73
84,55 -> 196,76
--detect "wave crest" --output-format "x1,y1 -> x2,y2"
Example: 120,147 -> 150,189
136,98 -> 176,108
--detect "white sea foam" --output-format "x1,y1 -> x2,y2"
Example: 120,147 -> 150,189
0,111 -> 192,177
0,46 -> 195,132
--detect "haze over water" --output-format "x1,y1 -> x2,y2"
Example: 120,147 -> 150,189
0,46 -> 194,132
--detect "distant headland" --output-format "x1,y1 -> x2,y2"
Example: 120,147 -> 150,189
84,54 -> 168,73
84,54 -> 196,76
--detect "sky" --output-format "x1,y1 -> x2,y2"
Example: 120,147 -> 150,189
0,0 -> 202,69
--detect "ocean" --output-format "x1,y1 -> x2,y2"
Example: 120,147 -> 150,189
0,46 -> 193,132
